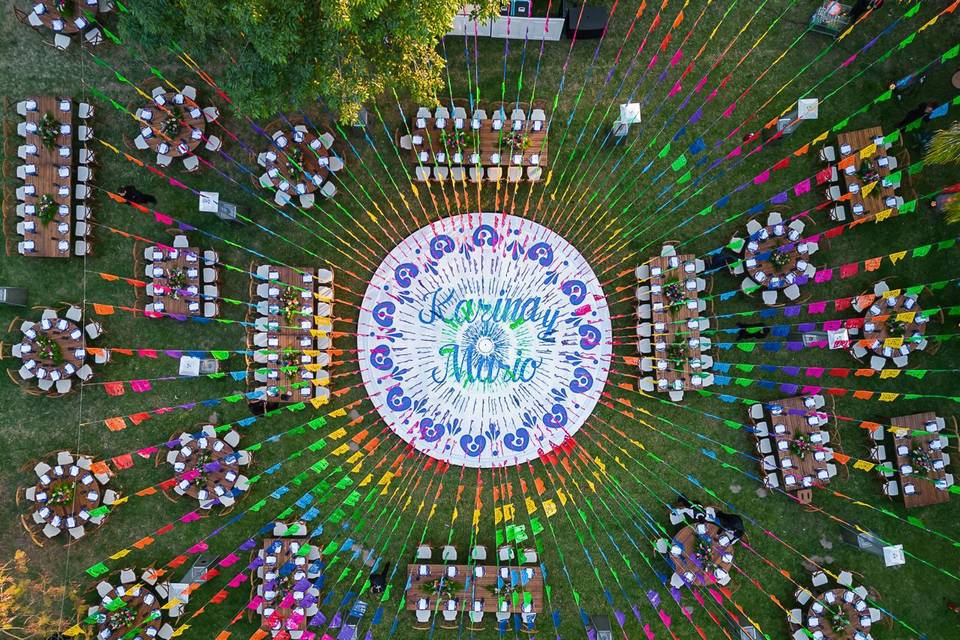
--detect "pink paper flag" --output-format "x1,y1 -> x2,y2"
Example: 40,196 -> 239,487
808,301 -> 828,314
130,380 -> 152,393
227,573 -> 248,588
668,82 -> 682,97
658,610 -> 672,627
187,541 -> 208,554
153,212 -> 174,225
644,625 -> 655,640
722,103 -> 736,118
753,170 -> 770,185
726,145 -> 742,159
136,446 -> 158,458
793,179 -> 811,196
246,595 -> 263,610
180,511 -> 201,523
219,553 -> 241,567
670,49 -> 683,66
814,269 -> 834,283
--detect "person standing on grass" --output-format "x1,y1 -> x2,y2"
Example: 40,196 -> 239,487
369,561 -> 390,594
119,185 -> 157,205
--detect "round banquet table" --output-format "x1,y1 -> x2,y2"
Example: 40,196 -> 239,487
137,92 -> 205,157
743,227 -> 805,290
172,437 -> 240,505
803,588 -> 872,640
263,129 -> 330,195
34,0 -> 99,34
356,212 -> 612,468
96,583 -> 164,640
669,522 -> 735,586
19,317 -> 85,382
862,294 -> 925,358
33,464 -> 101,523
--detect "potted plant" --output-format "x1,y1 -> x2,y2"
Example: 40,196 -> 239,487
48,481 -> 75,505
829,608 -> 850,634
285,145 -> 304,172
38,195 -> 58,226
910,447 -> 933,477
280,287 -> 302,323
442,130 -> 468,155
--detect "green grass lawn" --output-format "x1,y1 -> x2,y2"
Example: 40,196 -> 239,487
1,1 -> 959,639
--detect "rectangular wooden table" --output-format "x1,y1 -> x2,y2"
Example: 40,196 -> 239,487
151,247 -> 202,316
23,96 -> 73,257
410,118 -> 548,168
836,126 -> 896,216
765,396 -> 830,488
648,254 -> 701,391
260,535 -> 310,632
890,412 -> 950,509
405,563 -> 544,614
257,266 -> 334,403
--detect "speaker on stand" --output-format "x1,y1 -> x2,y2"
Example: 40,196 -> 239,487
562,2 -> 609,39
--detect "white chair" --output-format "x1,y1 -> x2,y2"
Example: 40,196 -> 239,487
318,132 -> 335,149
873,281 -> 890,297
75,240 -> 89,256
745,220 -> 763,236
869,355 -> 886,371
84,322 -> 103,339
299,192 -> 316,208
819,146 -> 836,162
328,156 -> 344,172
440,545 -> 457,561
204,302 -> 219,318
837,571 -> 853,587
78,102 -> 94,119
320,182 -> 337,198
203,106 -> 220,122
181,85 -> 198,101
182,155 -> 200,172
173,235 -> 189,248
258,173 -> 273,188
468,167 -> 482,183
134,135 -> 150,150
486,166 -> 503,181
203,250 -> 218,265
883,481 -> 900,496
415,165 -> 431,182
783,284 -> 800,301
53,34 -> 71,51
56,379 -> 72,394
415,544 -> 432,560
205,135 -> 223,152
471,545 -> 487,561
398,135 -> 413,150
507,166 -> 522,182
762,290 -> 778,306
498,546 -> 515,562
826,185 -> 842,200
156,153 -> 173,167
811,571 -> 828,588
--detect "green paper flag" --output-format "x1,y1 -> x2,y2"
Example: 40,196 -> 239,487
677,170 -> 692,184
883,129 -> 900,145
210,351 -> 230,360
86,562 -> 111,578
943,44 -> 960,62
658,143 -> 672,159
897,33 -> 916,50
873,89 -> 893,104
671,154 -> 687,171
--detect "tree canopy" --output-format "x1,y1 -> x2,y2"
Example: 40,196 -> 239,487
119,0 -> 501,121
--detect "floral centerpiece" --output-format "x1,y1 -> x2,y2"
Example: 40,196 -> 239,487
279,287 -> 302,323
506,131 -> 529,153
38,194 -> 58,225
910,446 -> 934,477
789,435 -> 814,458
769,248 -> 792,273
38,112 -> 60,149
190,451 -> 211,487
54,0 -> 75,17
829,607 -> 850,634
667,341 -> 686,363
107,607 -> 137,631
166,268 -> 187,299
885,317 -> 907,339
160,106 -> 184,138
284,145 -> 304,172
425,577 -> 462,600
442,130 -> 468,155
49,481 -> 75,505
859,159 -> 879,184
35,334 -> 63,363
663,281 -> 686,306
693,536 -> 720,576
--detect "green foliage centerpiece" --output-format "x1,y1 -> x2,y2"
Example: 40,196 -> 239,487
48,480 -> 75,505
829,607 -> 850,634
160,106 -> 184,138
35,335 -> 63,363
38,112 -> 60,149
38,194 -> 58,226
280,287 -> 302,323
442,129 -> 468,155
425,577 -> 462,600
789,435 -> 814,458
910,447 -> 933,477
663,281 -> 686,306
54,0 -> 75,17
506,131 -> 529,153
769,247 -> 791,273
167,268 -> 187,299
285,145 -> 304,172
